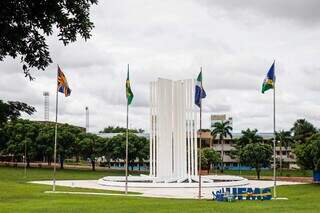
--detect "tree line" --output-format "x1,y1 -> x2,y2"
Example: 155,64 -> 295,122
1,100 -> 320,178
209,119 -> 320,179
99,126 -> 145,133
0,100 -> 149,171
0,119 -> 149,170
0,119 -> 149,171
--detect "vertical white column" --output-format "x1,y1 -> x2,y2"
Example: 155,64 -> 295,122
193,79 -> 198,176
172,81 -> 177,177
175,81 -> 180,178
178,81 -> 182,178
180,81 -> 184,177
150,78 -> 197,180
156,80 -> 160,177
187,79 -> 192,179
183,80 -> 190,180
149,83 -> 153,176
168,79 -> 173,178
190,79 -> 195,176
153,82 -> 156,176
151,81 -> 156,177
182,81 -> 187,177
156,79 -> 173,178
153,82 -> 157,177
158,79 -> 163,177
183,80 -> 190,177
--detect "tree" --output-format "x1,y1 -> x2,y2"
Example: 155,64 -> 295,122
56,124 -> 79,169
99,126 -> 141,133
295,134 -> 320,172
63,124 -> 83,163
275,130 -> 293,174
77,132 -> 102,171
3,119 -> 39,167
236,129 -> 263,148
239,143 -> 273,179
0,100 -> 35,128
200,148 -> 220,174
99,137 -> 113,168
36,124 -> 55,165
231,129 -> 264,170
211,120 -> 232,173
291,119 -> 317,144
0,0 -> 98,80
0,128 -> 7,153
110,133 -> 149,171
35,122 -> 83,167
135,137 -> 149,171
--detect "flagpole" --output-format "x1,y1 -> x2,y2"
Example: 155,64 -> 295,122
53,66 -> 59,192
273,69 -> 277,198
198,67 -> 202,200
24,140 -> 27,178
125,64 -> 129,195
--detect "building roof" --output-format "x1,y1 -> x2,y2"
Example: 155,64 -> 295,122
97,132 -> 274,140
232,132 -> 274,139
97,132 -> 149,138
198,131 -> 274,140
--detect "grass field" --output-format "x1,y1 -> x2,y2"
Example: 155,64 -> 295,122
0,166 -> 319,213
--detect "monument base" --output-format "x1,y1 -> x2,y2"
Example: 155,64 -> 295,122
98,175 -> 249,188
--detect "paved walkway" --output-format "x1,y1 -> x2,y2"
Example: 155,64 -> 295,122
31,179 -> 304,199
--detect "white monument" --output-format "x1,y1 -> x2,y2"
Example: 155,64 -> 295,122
149,78 -> 198,182
98,78 -> 248,188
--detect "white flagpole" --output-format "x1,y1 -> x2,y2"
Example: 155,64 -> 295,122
198,67 -> 203,199
273,63 -> 277,198
125,64 -> 129,195
53,66 -> 59,192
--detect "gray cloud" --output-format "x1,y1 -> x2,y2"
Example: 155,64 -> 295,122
1,0 -> 320,133
200,0 -> 320,25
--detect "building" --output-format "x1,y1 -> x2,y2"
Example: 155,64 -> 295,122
198,131 -> 297,170
210,114 -> 233,130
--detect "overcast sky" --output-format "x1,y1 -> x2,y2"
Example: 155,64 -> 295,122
1,0 -> 320,133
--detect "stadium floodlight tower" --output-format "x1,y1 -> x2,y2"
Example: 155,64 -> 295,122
43,91 -> 49,122
85,106 -> 89,133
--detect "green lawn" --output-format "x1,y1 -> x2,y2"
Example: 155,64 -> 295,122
0,166 -> 319,213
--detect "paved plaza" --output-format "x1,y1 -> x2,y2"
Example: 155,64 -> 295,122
31,179 -> 304,199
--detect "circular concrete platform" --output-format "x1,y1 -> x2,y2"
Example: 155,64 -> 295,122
98,175 -> 249,188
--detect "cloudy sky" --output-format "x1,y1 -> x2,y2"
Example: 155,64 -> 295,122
1,0 -> 320,133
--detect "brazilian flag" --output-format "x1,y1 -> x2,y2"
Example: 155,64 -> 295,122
126,70 -> 134,105
262,61 -> 275,94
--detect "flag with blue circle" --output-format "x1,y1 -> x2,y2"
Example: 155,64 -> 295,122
262,62 -> 275,94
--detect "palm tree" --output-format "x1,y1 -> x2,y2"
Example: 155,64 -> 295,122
237,129 -> 263,147
291,119 -> 317,144
211,120 -> 232,173
231,129 -> 263,172
275,130 -> 293,175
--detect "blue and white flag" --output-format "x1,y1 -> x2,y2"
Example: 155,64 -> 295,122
195,71 -> 206,107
